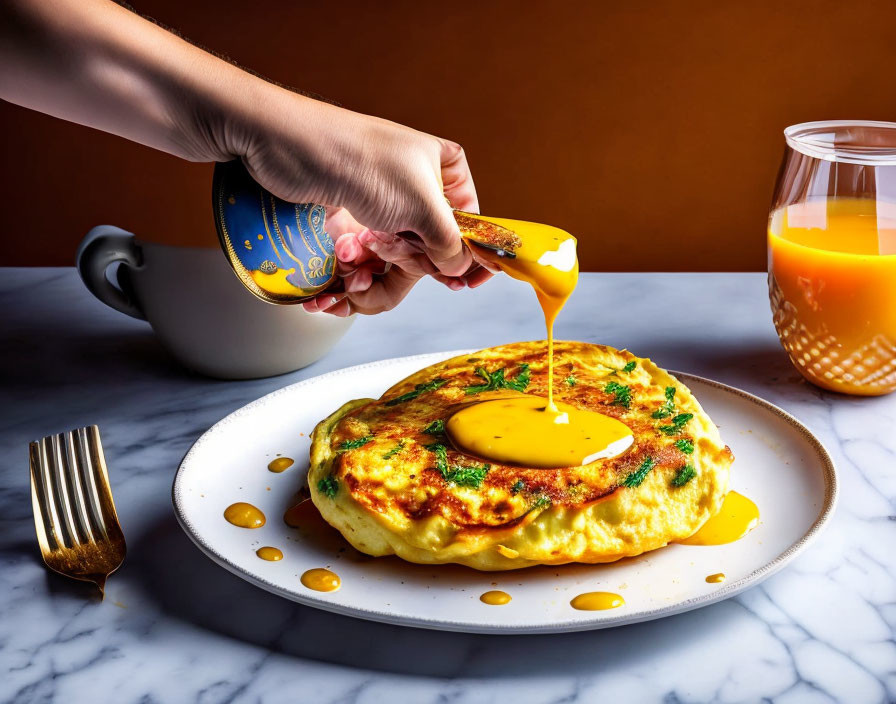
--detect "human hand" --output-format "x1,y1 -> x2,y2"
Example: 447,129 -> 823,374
220,96 -> 492,310
301,208 -> 493,317
0,0 -> 492,315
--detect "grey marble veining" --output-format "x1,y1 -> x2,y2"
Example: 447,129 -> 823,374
1,268 -> 894,704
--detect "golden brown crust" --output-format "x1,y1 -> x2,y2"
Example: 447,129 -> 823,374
309,341 -> 733,570
454,211 -> 522,253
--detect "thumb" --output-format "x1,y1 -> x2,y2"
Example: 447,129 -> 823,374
418,201 -> 473,278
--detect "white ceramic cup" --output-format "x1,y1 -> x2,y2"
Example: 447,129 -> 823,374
76,225 -> 354,379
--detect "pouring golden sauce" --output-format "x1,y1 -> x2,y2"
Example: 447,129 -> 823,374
479,590 -> 512,605
467,215 -> 577,411
678,491 -> 759,546
223,502 -> 266,528
267,457 -> 294,473
447,395 -> 633,468
455,214 -> 631,468
705,572 -> 726,583
570,591 -> 625,611
300,568 -> 341,592
256,546 -> 283,561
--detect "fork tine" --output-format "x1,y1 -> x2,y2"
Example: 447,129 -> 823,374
29,440 -> 58,553
39,435 -> 70,550
49,432 -> 85,547
66,429 -> 100,543
74,426 -> 109,540
29,426 -> 126,596
82,426 -> 124,543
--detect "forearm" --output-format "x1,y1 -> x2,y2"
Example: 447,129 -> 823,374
0,0 -> 326,164
0,0 -> 477,286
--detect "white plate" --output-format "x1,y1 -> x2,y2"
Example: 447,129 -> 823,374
172,351 -> 837,634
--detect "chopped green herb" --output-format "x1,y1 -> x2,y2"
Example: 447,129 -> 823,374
422,419 -> 445,435
604,361 -> 637,375
444,463 -> 490,488
565,375 -> 577,386
652,386 -> 677,419
465,363 -> 530,394
381,440 -> 405,459
671,464 -> 697,487
337,435 -> 373,452
317,475 -> 338,498
424,442 -> 449,475
621,457 -> 655,488
532,494 -> 552,510
605,381 -> 632,408
385,378 -> 447,406
511,479 -> 525,494
674,438 -> 695,454
424,443 -> 489,488
659,413 -> 694,436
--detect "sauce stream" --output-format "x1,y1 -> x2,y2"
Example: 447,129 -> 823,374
456,214 -> 631,468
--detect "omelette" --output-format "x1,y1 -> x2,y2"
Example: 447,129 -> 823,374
308,341 -> 733,570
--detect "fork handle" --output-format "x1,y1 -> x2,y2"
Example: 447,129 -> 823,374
76,225 -> 146,320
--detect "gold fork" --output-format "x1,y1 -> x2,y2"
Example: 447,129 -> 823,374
29,426 -> 126,596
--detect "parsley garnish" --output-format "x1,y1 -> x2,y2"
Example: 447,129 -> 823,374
317,475 -> 338,498
652,386 -> 676,419
511,479 -> 525,494
604,361 -> 637,375
385,378 -> 447,406
445,464 -> 490,488
659,413 -> 694,435
425,442 -> 449,473
465,364 -> 530,394
565,375 -> 577,386
532,494 -> 552,510
422,419 -> 445,435
381,440 -> 405,459
605,381 -> 632,408
621,457 -> 655,487
424,443 -> 489,488
674,438 -> 695,454
671,464 -> 696,487
337,435 -> 373,452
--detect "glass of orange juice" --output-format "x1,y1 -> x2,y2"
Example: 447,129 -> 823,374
768,120 -> 896,396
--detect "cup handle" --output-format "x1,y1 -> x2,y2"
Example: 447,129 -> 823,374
76,225 -> 146,320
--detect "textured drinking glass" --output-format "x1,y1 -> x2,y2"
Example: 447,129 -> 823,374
768,121 -> 896,395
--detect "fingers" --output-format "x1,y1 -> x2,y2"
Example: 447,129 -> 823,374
325,206 -> 366,236
302,293 -> 351,317
463,267 -> 494,288
440,140 -> 479,214
406,140 -> 479,278
343,266 -> 421,315
333,233 -> 366,275
421,204 -> 474,278
357,229 -> 439,278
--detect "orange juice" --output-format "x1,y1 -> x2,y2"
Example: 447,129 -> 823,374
768,198 -> 896,395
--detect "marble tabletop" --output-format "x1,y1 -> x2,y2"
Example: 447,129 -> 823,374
1,269 -> 893,704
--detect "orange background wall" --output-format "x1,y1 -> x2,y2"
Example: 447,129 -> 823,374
2,0 -> 895,270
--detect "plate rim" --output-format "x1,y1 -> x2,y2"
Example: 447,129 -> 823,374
171,350 -> 839,634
